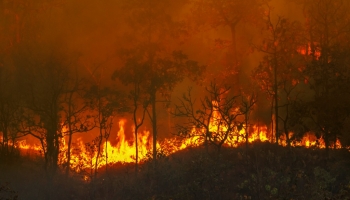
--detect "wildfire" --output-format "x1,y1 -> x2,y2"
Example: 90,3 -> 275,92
60,120 -> 153,171
14,140 -> 41,151
17,117 -> 343,172
297,42 -> 321,59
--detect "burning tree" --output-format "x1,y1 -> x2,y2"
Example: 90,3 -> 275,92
112,57 -> 148,174
0,60 -> 24,159
61,68 -> 96,176
300,0 -> 350,150
174,82 -> 243,152
85,84 -> 127,177
114,48 -> 204,167
20,52 -> 69,177
252,6 -> 305,145
0,0 -> 63,161
115,0 -> 205,167
240,92 -> 257,148
12,41 -> 94,177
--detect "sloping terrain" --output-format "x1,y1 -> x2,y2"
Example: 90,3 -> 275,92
1,142 -> 350,200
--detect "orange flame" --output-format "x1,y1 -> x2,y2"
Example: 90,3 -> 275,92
17,116 -> 343,171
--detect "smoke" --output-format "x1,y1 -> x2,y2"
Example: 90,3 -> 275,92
1,0 -> 308,143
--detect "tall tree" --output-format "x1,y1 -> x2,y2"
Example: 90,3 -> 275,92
13,43 -> 71,177
253,7 -> 305,144
85,63 -> 127,177
117,0 -> 205,167
240,92 -> 257,149
114,48 -> 204,167
112,59 -> 147,174
28,56 -> 68,176
301,0 -> 350,150
0,59 -> 23,159
62,68 -> 95,176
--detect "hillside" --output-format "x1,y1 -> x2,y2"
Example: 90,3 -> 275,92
1,142 -> 350,200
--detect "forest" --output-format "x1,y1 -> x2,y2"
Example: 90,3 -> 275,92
1,0 -> 350,199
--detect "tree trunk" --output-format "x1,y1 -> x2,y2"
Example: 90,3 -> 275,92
324,129 -> 329,152
65,91 -> 74,176
134,124 -> 139,174
245,112 -> 249,149
151,90 -> 157,168
274,53 -> 279,145
284,122 -> 290,148
133,107 -> 139,174
95,131 -> 103,178
46,123 -> 59,178
66,130 -> 72,176
105,136 -> 108,173
3,127 -> 8,157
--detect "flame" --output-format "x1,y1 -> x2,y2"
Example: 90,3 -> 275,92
63,120 -> 153,171
16,115 -> 343,172
297,42 -> 321,59
16,140 -> 41,151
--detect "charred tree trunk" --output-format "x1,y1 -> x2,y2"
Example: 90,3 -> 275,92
324,128 -> 329,152
204,131 -> 209,153
105,130 -> 110,174
245,112 -> 249,149
94,91 -> 103,178
274,52 -> 279,145
134,114 -> 139,174
66,128 -> 72,176
94,126 -> 103,178
284,120 -> 290,148
66,91 -> 74,176
151,90 -> 157,168
45,123 -> 59,178
2,127 -> 8,157
270,98 -> 274,143
53,127 -> 59,174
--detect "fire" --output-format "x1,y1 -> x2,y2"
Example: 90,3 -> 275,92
292,132 -> 341,149
61,120 -> 153,171
297,42 -> 321,59
16,116 -> 343,172
224,124 -> 269,147
247,125 -> 269,143
16,140 -> 41,151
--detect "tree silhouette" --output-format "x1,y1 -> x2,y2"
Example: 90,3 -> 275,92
253,7 -> 305,145
114,48 -> 204,167
174,82 -> 242,152
301,0 -> 350,150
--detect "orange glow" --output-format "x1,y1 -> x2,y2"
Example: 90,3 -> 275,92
16,140 -> 41,151
297,43 -> 321,59
63,120 -> 153,171
17,117 -> 343,171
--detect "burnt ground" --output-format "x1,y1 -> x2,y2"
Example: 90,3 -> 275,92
1,142 -> 350,200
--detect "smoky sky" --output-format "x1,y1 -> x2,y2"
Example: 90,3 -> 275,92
1,0 -> 307,142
